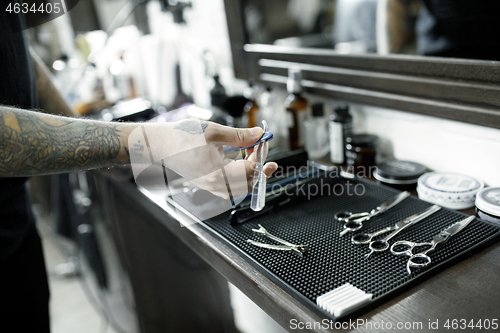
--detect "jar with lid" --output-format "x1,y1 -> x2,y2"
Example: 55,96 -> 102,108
475,187 -> 500,225
345,134 -> 379,177
417,172 -> 484,210
374,160 -> 427,191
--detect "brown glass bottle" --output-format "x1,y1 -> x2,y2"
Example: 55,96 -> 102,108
285,68 -> 308,150
244,80 -> 259,128
245,100 -> 259,128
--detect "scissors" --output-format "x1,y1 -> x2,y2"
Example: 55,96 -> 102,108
390,215 -> 475,274
351,204 -> 441,258
337,191 -> 410,236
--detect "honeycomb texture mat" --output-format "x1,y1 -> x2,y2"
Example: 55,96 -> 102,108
175,175 -> 500,320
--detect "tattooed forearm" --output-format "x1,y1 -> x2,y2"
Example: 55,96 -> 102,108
0,107 -> 127,177
173,119 -> 208,134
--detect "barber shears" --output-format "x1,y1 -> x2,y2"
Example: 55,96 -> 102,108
351,204 -> 441,258
337,191 -> 410,236
390,215 -> 474,274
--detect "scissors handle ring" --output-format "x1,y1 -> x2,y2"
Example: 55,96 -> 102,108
352,225 -> 395,244
368,239 -> 390,253
340,220 -> 365,237
334,211 -> 370,223
344,220 -> 363,231
390,240 -> 415,256
407,253 -> 432,274
351,232 -> 372,244
334,211 -> 352,223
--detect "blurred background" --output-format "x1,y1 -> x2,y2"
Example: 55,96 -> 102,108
23,0 -> 500,332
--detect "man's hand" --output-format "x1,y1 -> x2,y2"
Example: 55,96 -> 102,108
132,119 -> 278,199
202,121 -> 278,197
0,107 -> 278,200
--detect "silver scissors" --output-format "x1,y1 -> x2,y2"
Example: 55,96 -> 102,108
337,191 -> 410,236
390,215 -> 474,274
351,204 -> 441,258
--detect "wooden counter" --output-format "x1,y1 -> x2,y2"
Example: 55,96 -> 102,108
101,173 -> 500,333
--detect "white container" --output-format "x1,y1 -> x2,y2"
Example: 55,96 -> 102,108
417,172 -> 484,210
475,187 -> 500,224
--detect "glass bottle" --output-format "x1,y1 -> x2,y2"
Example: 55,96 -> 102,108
285,68 -> 308,150
305,103 -> 329,159
210,74 -> 227,107
260,85 -> 277,147
243,79 -> 259,128
329,104 -> 353,164
345,134 -> 380,177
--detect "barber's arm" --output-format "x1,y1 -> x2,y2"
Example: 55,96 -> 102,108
0,108 -> 277,197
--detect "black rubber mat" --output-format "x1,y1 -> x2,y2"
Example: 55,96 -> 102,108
174,173 -> 500,321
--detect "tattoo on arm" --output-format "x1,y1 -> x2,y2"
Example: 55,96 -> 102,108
173,119 -> 208,135
0,108 -> 123,177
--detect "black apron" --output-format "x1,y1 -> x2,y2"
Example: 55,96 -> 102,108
0,3 -> 50,331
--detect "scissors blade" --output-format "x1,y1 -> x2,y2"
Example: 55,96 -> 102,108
395,205 -> 441,230
375,191 -> 410,214
247,240 -> 294,251
384,205 -> 441,242
439,215 -> 475,239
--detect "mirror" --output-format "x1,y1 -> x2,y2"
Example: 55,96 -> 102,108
242,0 -> 336,49
223,0 -> 500,130
240,0 -> 500,61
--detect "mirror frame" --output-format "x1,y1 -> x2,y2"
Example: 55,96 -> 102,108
224,0 -> 500,129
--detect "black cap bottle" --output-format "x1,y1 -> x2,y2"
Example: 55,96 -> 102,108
329,103 -> 353,164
